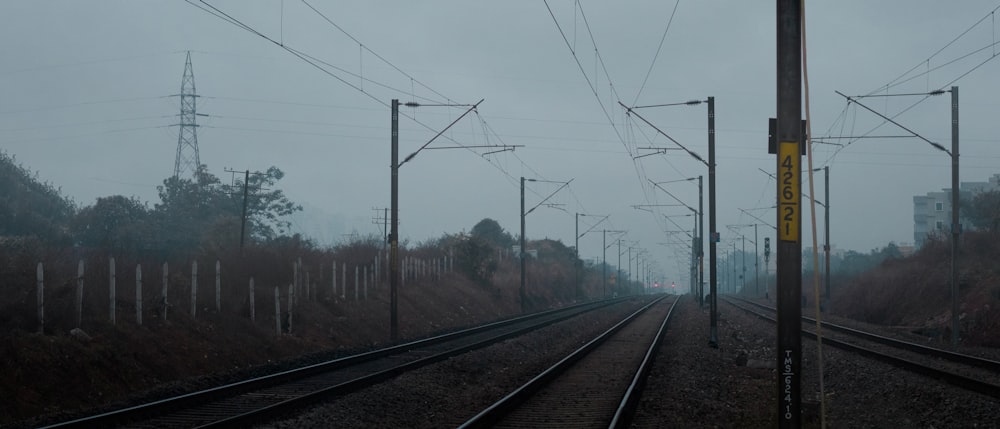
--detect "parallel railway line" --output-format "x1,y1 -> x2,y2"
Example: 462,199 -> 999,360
724,296 -> 1000,400
42,298 -> 634,428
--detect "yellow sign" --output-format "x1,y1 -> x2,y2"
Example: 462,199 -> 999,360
778,142 -> 800,242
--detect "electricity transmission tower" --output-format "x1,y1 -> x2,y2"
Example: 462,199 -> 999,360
173,51 -> 202,179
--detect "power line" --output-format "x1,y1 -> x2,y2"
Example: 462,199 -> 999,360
0,96 -> 165,116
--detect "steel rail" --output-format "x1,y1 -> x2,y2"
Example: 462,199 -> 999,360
41,298 -> 629,429
458,295 -> 676,428
729,296 -> 1000,372
608,295 -> 680,428
724,297 -> 1000,400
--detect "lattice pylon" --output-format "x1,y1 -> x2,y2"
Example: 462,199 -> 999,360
173,51 -> 201,179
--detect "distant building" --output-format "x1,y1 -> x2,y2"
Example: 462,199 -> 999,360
913,173 -> 1000,247
896,242 -> 915,257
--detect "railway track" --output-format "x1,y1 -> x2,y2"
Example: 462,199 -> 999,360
723,296 -> 1000,400
458,295 -> 678,429
41,298 -> 634,429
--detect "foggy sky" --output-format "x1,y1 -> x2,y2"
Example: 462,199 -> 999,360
2,1 -> 999,284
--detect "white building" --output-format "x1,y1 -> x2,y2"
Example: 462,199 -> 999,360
913,173 -> 1000,247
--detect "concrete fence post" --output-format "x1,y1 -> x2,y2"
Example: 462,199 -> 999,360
136,264 -> 143,326
341,263 -> 346,299
36,262 -> 44,334
215,260 -> 221,312
162,262 -> 169,321
363,266 -> 368,300
76,260 -> 84,328
292,261 -> 299,307
274,287 -> 281,336
109,257 -> 116,325
332,261 -> 338,299
287,284 -> 294,334
191,261 -> 198,319
354,266 -> 359,301
249,277 -> 256,322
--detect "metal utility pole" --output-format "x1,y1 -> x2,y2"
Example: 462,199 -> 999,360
950,86 -> 960,347
603,230 -> 607,298
389,98 -> 482,340
708,96 -> 719,348
240,170 -> 249,255
733,241 -> 738,294
691,225 -> 697,297
575,213 -> 607,301
620,97 -> 715,343
600,229 -> 624,298
617,239 -> 622,295
628,246 -> 633,293
390,99 -> 400,341
755,223 -> 760,296
775,0 -> 803,425
698,175 -> 704,307
831,87 -> 959,345
575,213 -> 581,301
823,166 -> 830,303
520,177 -> 571,311
520,177 -> 528,313
742,235 -> 747,293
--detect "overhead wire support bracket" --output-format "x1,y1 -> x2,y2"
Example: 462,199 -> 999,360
631,203 -> 683,214
834,90 -> 950,155
400,99 -> 485,167
424,144 -> 523,152
738,207 -> 777,231
525,179 -> 574,216
633,146 -> 683,160
482,147 -> 517,156
578,214 -> 609,239
619,101 -> 709,167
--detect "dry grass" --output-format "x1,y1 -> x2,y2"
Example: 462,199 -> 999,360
831,232 -> 1000,345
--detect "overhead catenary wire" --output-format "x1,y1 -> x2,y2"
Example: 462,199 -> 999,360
631,0 -> 681,107
825,3 -> 1000,167
297,0 -> 457,105
870,3 -> 1000,95
189,0 -> 558,208
542,0 -> 679,259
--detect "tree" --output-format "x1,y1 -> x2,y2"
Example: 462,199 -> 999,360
153,166 -> 231,253
242,166 -> 302,240
153,165 -> 301,254
964,190 -> 1000,232
71,195 -> 150,253
454,234 -> 497,286
470,218 -> 513,249
0,150 -> 75,243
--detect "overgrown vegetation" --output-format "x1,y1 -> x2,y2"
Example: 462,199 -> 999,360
0,151 -> 75,245
829,232 -> 1000,345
